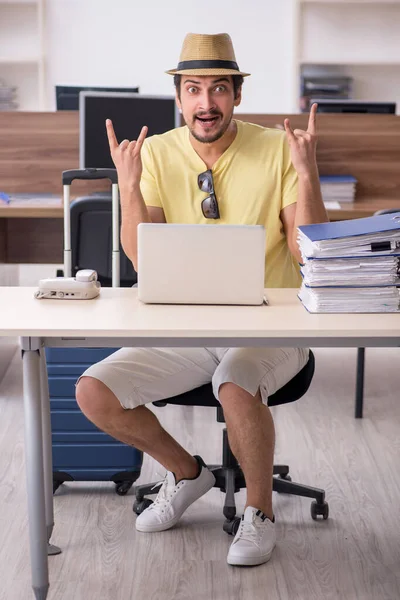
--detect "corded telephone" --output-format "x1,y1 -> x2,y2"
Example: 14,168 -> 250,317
34,269 -> 100,300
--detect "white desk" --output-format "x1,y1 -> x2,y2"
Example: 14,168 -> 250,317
1,286 -> 399,600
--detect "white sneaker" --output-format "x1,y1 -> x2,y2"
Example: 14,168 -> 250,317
227,506 -> 276,566
135,455 -> 216,533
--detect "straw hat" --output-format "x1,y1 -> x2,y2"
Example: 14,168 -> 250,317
166,33 -> 250,77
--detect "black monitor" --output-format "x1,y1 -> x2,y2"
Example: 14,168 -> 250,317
56,85 -> 139,110
312,99 -> 396,114
79,92 -> 180,169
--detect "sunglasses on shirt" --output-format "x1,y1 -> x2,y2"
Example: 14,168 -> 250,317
197,169 -> 220,219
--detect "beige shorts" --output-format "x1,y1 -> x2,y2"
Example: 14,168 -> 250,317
79,346 -> 310,410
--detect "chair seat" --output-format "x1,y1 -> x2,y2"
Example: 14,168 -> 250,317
153,350 -> 315,408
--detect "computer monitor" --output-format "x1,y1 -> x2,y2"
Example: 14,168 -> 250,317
311,99 -> 396,114
79,92 -> 180,169
55,85 -> 139,110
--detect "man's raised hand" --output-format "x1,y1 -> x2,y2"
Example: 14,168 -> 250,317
283,103 -> 318,176
106,119 -> 148,192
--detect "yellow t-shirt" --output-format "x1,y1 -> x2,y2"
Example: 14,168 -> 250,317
140,120 -> 301,288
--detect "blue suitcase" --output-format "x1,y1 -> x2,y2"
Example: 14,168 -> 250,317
49,169 -> 142,495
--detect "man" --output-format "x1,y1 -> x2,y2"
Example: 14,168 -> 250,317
76,32 -> 328,567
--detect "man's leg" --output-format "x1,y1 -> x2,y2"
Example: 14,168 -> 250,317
76,379 -> 198,481
76,347 -> 218,533
218,383 -> 274,520
214,346 -> 309,515
217,377 -> 277,567
214,347 -> 309,566
75,347 -> 219,481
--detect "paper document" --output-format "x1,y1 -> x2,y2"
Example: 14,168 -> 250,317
301,255 -> 400,287
323,201 -> 341,210
298,283 -> 400,313
0,193 -> 61,205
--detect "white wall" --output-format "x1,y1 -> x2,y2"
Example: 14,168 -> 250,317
44,0 -> 298,113
300,2 -> 400,64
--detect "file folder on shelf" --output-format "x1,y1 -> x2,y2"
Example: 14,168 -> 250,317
320,175 -> 357,204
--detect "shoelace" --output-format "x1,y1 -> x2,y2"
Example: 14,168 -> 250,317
148,472 -> 183,512
235,517 -> 263,546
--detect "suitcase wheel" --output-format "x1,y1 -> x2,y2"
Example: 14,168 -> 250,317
53,471 -> 74,494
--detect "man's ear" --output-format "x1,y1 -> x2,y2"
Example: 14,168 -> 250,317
234,86 -> 242,108
175,94 -> 182,114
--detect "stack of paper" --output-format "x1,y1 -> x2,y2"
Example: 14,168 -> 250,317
320,175 -> 357,205
0,80 -> 18,111
297,213 -> 400,313
301,256 -> 400,287
298,285 -> 399,313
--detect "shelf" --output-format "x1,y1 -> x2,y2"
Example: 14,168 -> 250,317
300,60 -> 400,66
300,1 -> 400,4
294,0 -> 400,113
0,57 -> 40,64
0,62 -> 40,110
299,0 -> 400,68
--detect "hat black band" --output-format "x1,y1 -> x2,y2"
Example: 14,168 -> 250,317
176,59 -> 240,71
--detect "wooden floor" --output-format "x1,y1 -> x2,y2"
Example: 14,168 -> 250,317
0,346 -> 399,600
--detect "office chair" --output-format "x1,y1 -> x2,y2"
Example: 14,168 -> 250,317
58,195 -> 137,287
133,350 -> 329,535
354,207 -> 400,418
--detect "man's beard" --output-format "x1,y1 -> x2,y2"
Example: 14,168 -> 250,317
185,108 -> 233,144
190,124 -> 227,144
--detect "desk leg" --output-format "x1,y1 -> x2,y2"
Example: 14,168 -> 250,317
355,348 -> 365,419
22,340 -> 50,600
39,349 -> 61,556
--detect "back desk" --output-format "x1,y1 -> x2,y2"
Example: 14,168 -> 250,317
0,112 -> 399,264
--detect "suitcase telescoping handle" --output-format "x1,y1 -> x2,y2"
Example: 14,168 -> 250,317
62,168 -> 120,287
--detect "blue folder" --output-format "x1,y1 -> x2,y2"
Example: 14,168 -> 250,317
298,212 -> 400,242
319,175 -> 357,184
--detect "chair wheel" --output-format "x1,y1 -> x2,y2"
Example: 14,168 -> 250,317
311,500 -> 329,520
279,474 -> 292,482
133,498 -> 153,515
223,517 -> 240,536
115,481 -> 133,496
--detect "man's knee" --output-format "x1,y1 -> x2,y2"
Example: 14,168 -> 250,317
217,381 -> 262,407
75,376 -> 123,421
213,349 -> 263,405
218,349 -> 263,383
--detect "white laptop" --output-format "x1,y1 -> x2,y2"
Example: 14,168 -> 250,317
137,223 -> 266,305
